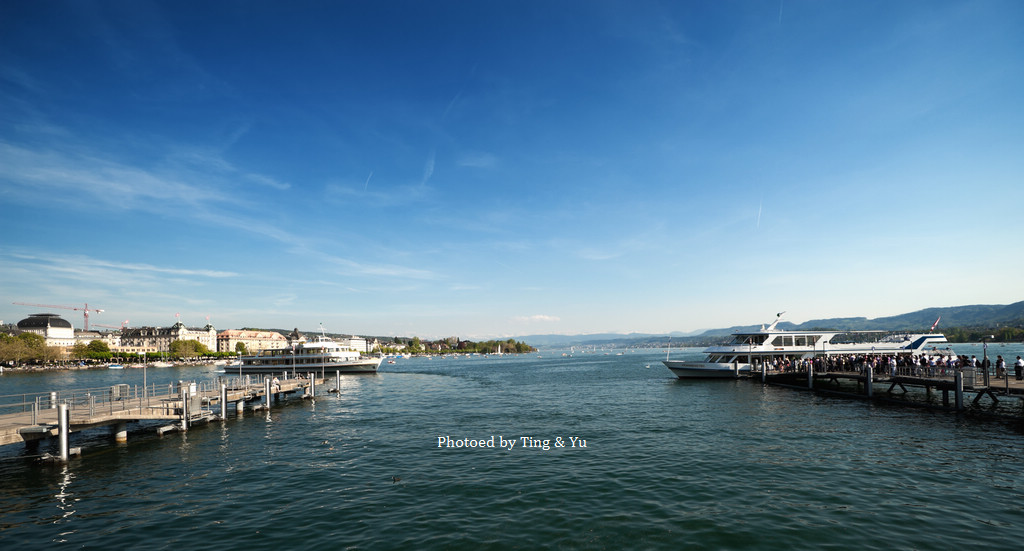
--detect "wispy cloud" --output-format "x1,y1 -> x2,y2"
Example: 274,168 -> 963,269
443,90 -> 463,120
0,249 -> 240,324
7,251 -> 238,279
325,256 -> 440,280
0,141 -> 226,208
245,172 -> 291,190
575,247 -> 624,261
513,314 -> 560,323
421,150 -> 436,185
457,152 -> 498,168
323,174 -> 434,206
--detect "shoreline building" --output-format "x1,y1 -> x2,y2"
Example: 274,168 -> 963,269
337,335 -> 369,353
217,329 -> 287,354
74,329 -> 121,350
16,313 -> 76,348
120,321 -> 217,353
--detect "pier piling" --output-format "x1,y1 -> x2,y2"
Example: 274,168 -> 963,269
58,403 -> 69,462
955,371 -> 964,411
114,422 -> 128,443
220,384 -> 227,419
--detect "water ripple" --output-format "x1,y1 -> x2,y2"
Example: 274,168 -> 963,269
3,351 -> 1024,549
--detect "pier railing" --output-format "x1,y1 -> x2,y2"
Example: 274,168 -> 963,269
0,373 -> 314,426
764,364 -> 983,388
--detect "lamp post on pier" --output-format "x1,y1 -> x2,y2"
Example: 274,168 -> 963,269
981,335 -> 995,387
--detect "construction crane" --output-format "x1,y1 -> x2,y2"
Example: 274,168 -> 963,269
12,302 -> 104,331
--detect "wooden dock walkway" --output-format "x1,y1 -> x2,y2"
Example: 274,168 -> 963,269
758,364 -> 1024,413
0,373 -> 325,450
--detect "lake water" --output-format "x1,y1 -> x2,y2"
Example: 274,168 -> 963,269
1,346 -> 1023,550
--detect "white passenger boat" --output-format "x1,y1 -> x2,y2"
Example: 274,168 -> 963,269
237,328 -> 382,375
664,314 -> 953,379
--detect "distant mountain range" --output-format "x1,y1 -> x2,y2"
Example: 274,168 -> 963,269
517,301 -> 1024,349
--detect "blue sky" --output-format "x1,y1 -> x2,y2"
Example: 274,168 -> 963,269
2,1 -> 1022,339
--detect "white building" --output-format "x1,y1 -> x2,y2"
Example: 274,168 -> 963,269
120,321 -> 217,353
337,335 -> 369,353
217,329 -> 287,353
16,313 -> 75,348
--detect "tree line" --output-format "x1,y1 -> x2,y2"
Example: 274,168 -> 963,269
0,335 -> 227,366
378,337 -> 536,355
940,326 -> 1024,343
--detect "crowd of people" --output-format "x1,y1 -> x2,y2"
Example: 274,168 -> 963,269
760,353 -> 1024,380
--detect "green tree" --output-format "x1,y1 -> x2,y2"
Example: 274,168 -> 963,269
43,345 -> 64,364
82,339 -> 112,361
169,339 -> 213,359
235,341 -> 248,355
87,340 -> 111,354
0,334 -> 31,365
71,342 -> 89,360
16,333 -> 45,363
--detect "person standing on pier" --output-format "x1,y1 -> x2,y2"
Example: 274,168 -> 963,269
995,356 -> 1005,379
1015,356 -> 1023,381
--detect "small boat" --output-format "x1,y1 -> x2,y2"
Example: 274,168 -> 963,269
107,364 -> 124,370
664,313 -> 954,379
150,361 -> 173,368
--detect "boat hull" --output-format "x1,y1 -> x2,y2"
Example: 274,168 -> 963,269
663,360 -> 751,379
237,358 -> 383,375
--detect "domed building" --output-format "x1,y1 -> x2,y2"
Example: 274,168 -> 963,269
16,313 -> 76,347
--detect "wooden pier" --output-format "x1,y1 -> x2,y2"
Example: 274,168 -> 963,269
756,364 -> 1024,415
0,371 -> 345,461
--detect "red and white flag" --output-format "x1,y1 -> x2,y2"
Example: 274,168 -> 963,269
929,316 -> 941,332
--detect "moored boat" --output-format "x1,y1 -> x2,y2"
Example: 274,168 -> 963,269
237,327 -> 382,375
665,313 -> 954,379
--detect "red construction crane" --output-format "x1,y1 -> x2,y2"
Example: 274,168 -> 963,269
12,302 -> 104,331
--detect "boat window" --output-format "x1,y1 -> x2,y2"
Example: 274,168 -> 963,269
772,336 -> 793,346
